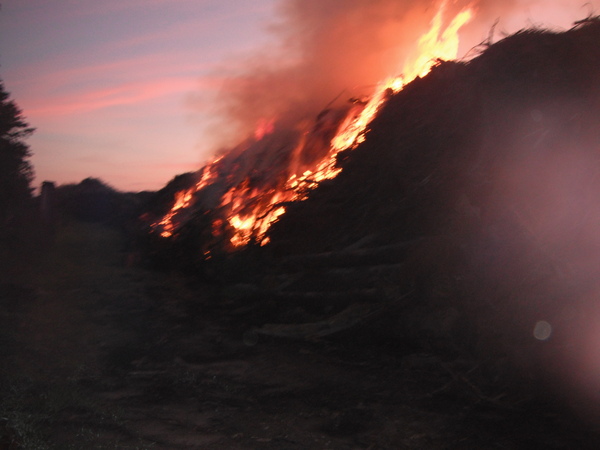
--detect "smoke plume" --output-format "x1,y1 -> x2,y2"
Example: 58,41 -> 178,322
200,0 -> 599,154
208,0 -> 469,149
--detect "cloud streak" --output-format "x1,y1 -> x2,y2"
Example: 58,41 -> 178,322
26,78 -> 199,117
8,52 -> 225,120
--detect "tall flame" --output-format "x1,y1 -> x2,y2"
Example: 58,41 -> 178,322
152,3 -> 473,252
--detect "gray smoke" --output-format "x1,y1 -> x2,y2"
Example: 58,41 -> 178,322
202,0 -> 593,152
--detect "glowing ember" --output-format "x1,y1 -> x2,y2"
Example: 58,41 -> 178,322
156,157 -> 222,238
155,188 -> 194,238
254,118 -> 275,141
152,4 -> 473,250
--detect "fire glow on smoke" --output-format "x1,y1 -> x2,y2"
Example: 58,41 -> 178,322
152,3 -> 473,252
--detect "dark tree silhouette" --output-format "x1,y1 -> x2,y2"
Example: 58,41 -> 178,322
0,80 -> 34,226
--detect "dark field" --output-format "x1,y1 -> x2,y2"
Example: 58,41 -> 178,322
1,221 -> 599,449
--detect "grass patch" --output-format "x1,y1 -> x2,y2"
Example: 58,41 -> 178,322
0,373 -> 118,449
0,369 -> 158,449
0,221 -> 158,448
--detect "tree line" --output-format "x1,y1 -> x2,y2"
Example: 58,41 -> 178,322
0,80 -> 34,228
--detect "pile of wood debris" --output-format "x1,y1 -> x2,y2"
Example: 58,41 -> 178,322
148,18 -> 600,419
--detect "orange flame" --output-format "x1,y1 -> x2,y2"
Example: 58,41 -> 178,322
254,117 -> 275,141
152,4 -> 473,250
156,156 -> 222,238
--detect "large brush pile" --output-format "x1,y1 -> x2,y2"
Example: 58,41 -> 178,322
147,18 -> 600,412
220,18 -> 600,408
270,18 -> 600,252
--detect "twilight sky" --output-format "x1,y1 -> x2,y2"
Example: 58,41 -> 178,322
1,0 -> 598,192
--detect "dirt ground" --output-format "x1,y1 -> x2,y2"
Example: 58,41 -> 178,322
1,221 -> 600,449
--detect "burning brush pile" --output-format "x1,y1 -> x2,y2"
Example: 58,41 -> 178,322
144,17 -> 600,411
148,4 -> 474,255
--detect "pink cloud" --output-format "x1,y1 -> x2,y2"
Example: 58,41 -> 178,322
11,52 -> 213,90
7,49 -> 229,122
25,75 -> 223,118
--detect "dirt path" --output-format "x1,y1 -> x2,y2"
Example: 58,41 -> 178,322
1,222 -> 599,449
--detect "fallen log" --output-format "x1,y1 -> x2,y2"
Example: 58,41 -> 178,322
222,283 -> 378,303
249,291 -> 414,341
279,238 -> 423,269
264,263 -> 408,295
273,288 -> 378,303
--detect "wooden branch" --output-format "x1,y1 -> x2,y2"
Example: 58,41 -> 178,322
251,291 -> 414,340
265,262 -> 406,293
271,288 -> 379,304
327,262 -> 407,277
280,238 -> 423,268
222,283 -> 379,304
